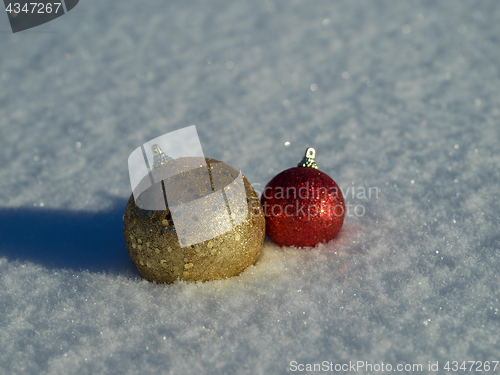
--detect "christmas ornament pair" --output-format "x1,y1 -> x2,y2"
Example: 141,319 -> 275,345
124,130 -> 344,283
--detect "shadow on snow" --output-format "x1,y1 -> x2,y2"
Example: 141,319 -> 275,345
0,197 -> 139,275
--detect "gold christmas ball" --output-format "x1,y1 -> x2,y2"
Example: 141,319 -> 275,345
123,156 -> 265,283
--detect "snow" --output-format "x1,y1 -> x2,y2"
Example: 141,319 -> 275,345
1,0 -> 499,374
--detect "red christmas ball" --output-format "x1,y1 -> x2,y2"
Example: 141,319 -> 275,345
261,148 -> 345,247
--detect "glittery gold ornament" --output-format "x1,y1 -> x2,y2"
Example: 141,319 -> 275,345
123,147 -> 265,283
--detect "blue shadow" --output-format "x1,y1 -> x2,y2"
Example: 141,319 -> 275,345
0,198 -> 139,274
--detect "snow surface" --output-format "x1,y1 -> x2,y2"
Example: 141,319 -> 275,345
1,0 -> 500,374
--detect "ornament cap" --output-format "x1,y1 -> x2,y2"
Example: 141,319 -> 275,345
151,144 -> 173,169
297,147 -> 318,169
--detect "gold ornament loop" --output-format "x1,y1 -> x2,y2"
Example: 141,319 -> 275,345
151,144 -> 173,169
297,147 -> 318,169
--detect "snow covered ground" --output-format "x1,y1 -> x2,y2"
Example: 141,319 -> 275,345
1,0 -> 499,373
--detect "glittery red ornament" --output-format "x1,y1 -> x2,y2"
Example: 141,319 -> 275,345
261,148 -> 345,247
